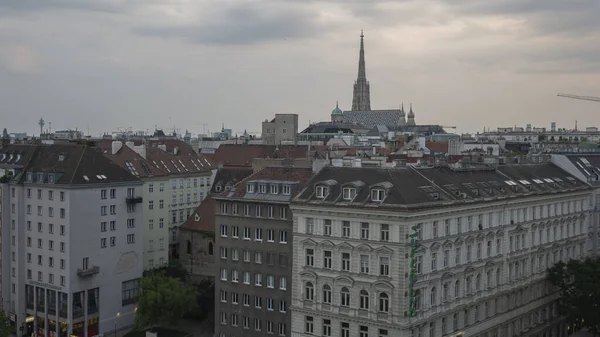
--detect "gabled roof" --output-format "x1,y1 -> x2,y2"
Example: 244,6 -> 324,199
104,145 -> 166,178
2,144 -> 140,185
212,144 -> 309,167
181,196 -> 216,232
145,147 -> 215,175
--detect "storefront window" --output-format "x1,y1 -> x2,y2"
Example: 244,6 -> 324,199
25,286 -> 34,310
36,288 -> 45,312
72,292 -> 84,319
87,288 -> 99,315
47,290 -> 57,316
35,316 -> 45,337
58,293 -> 68,319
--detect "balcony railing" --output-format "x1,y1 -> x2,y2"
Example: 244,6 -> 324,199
77,266 -> 100,277
126,196 -> 143,204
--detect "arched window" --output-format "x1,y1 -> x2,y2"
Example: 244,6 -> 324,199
415,289 -> 422,310
379,292 -> 389,313
340,287 -> 350,307
486,270 -> 492,287
208,241 -> 214,255
359,290 -> 369,310
496,268 -> 501,284
443,282 -> 449,301
454,280 -> 460,298
430,287 -> 437,306
186,240 -> 192,255
322,285 -> 332,304
305,282 -> 314,301
465,276 -> 472,294
476,273 -> 481,291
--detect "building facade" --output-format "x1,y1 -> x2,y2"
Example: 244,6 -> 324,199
213,166 -> 313,337
0,144 -> 144,337
290,164 -> 592,337
262,114 -> 299,145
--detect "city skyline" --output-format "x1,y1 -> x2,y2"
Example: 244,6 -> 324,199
1,1 -> 600,136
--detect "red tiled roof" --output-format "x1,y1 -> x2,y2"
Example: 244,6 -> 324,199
216,166 -> 313,199
212,144 -> 309,167
180,196 -> 215,232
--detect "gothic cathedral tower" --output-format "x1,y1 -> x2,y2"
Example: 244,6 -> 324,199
351,30 -> 371,111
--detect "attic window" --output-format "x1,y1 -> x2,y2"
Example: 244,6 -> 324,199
215,185 -> 222,192
282,185 -> 291,195
371,188 -> 386,202
37,173 -> 43,182
429,192 -> 440,200
58,154 -> 65,161
27,172 -> 32,182
270,185 -> 278,194
532,179 -> 544,184
48,174 -> 55,183
259,184 -> 267,194
83,175 -> 90,182
342,187 -> 356,200
315,185 -> 329,199
471,189 -> 479,196
247,184 -> 255,194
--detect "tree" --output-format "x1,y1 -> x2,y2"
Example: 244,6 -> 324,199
0,311 -> 14,337
548,258 -> 600,336
1,128 -> 8,140
134,272 -> 197,331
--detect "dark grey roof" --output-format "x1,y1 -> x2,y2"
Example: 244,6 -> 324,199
1,144 -> 141,185
342,110 -> 401,128
566,155 -> 600,183
300,122 -> 356,134
367,125 -> 447,136
293,164 -> 589,211
0,145 -> 38,169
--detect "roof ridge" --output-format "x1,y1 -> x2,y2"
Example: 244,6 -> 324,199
70,145 -> 87,184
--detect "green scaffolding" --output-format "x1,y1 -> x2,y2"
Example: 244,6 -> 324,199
408,225 -> 419,317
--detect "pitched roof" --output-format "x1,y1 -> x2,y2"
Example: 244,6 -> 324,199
1,144 -> 140,185
95,138 -> 197,157
294,164 -> 589,211
145,146 -> 215,175
215,166 -> 313,199
104,145 -> 166,178
180,196 -> 216,232
211,167 -> 254,194
212,144 -> 309,167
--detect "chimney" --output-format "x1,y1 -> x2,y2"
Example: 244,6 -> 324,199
111,141 -> 123,154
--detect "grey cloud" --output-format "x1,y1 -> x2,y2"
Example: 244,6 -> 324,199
0,0 -> 127,14
133,3 -> 326,45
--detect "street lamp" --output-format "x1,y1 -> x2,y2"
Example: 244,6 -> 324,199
114,313 -> 120,337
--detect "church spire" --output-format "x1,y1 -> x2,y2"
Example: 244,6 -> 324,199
351,30 -> 371,111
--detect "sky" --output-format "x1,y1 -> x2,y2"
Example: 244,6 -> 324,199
1,0 -> 600,137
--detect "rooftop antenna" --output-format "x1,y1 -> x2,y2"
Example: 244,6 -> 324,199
38,118 -> 45,136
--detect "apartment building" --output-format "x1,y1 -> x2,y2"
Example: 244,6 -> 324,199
0,144 -> 144,337
213,166 -> 313,337
104,141 -> 215,267
290,164 -> 591,337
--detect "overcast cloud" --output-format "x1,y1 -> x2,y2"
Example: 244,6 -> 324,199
1,0 -> 599,136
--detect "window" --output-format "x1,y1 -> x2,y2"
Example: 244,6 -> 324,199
323,319 -> 332,337
255,251 -> 262,264
323,251 -> 332,269
315,185 -> 329,198
341,287 -> 350,306
371,188 -> 385,201
359,290 -> 369,309
305,282 -> 314,300
255,228 -> 263,241
101,238 -> 107,248
279,277 -> 287,290
270,184 -> 278,194
323,285 -> 332,303
379,293 -> 389,312
280,206 -> 288,219
305,316 -> 314,334
341,323 -> 350,337
282,185 -> 291,195
267,229 -> 275,242
443,250 -> 449,268
255,273 -> 262,286
431,252 -> 437,271
127,234 -> 135,244
243,272 -> 250,284
342,221 -> 350,237
220,269 -> 227,281
267,275 -> 274,288
305,218 -> 314,234
343,187 -> 356,200
110,237 -> 116,247
279,300 -> 287,313
324,219 -> 332,236
416,255 -> 422,274
359,326 -> 369,337
231,270 -> 238,282
127,219 -> 135,228
430,287 -> 437,306
110,205 -> 116,214
305,249 -> 314,266
267,206 -> 274,218
122,279 -> 140,305
360,255 -> 370,274
380,224 -> 390,241
280,230 -> 287,243
220,247 -> 228,259
101,206 -> 107,216
244,227 -> 250,239
243,249 -> 250,262
433,221 -> 438,238
255,318 -> 262,331
342,253 -> 350,271
361,222 -> 370,239
380,256 -> 390,276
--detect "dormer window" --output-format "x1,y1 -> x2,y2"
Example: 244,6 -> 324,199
215,185 -> 222,192
342,187 -> 356,201
259,184 -> 267,194
247,184 -> 255,194
27,172 -> 32,182
270,185 -> 278,195
316,185 -> 329,199
37,173 -> 43,182
48,174 -> 55,183
371,188 -> 386,202
282,185 -> 291,195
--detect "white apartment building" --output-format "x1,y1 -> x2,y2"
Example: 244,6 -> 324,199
290,164 -> 592,337
105,141 -> 215,268
0,144 -> 144,337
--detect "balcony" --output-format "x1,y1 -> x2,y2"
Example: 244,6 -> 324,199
126,196 -> 143,204
77,266 -> 100,277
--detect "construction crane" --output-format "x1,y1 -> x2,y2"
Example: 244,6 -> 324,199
557,93 -> 600,103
